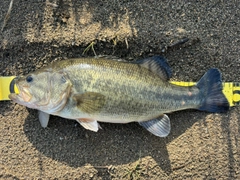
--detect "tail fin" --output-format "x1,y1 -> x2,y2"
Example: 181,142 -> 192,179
197,68 -> 229,113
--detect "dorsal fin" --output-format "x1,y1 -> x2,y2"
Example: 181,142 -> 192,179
134,56 -> 172,81
95,55 -> 128,62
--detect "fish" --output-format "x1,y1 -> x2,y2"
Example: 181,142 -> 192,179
9,56 -> 229,137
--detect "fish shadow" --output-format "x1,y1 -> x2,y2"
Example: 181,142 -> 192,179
23,109 -> 203,174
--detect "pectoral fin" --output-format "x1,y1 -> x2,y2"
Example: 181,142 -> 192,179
38,111 -> 50,128
138,114 -> 171,137
76,118 -> 100,132
73,92 -> 105,114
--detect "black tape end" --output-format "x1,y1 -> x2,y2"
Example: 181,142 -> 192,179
10,77 -> 17,93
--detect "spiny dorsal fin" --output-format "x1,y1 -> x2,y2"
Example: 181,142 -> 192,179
95,55 -> 128,62
73,92 -> 106,114
134,56 -> 172,81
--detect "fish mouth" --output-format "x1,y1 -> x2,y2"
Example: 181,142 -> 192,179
9,89 -> 32,102
8,79 -> 32,103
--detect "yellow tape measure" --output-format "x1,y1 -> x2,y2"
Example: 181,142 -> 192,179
0,76 -> 239,107
0,76 -> 19,101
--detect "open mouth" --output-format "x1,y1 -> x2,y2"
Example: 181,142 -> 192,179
8,78 -> 32,103
9,87 -> 31,102
18,87 -> 32,102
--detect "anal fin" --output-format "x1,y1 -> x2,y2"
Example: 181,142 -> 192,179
138,114 -> 171,137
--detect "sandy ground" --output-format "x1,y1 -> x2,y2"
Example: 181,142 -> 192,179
0,0 -> 239,179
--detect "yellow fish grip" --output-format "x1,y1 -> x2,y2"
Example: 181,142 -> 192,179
0,76 -> 239,107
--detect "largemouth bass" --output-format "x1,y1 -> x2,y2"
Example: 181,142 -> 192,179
9,56 -> 229,137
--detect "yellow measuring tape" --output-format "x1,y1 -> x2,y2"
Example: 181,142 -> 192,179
0,76 -> 19,101
0,76 -> 239,107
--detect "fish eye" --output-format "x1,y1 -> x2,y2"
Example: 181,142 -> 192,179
26,75 -> 33,83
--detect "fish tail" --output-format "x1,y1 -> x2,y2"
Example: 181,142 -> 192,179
197,68 -> 229,112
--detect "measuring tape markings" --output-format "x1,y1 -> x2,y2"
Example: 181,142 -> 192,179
232,82 -> 240,106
